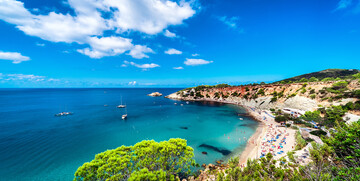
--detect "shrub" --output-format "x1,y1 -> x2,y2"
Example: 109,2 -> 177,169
287,93 -> 297,98
231,92 -> 238,96
322,77 -> 334,82
257,88 -> 265,96
301,88 -> 306,94
300,78 -> 308,82
310,89 -> 316,94
245,87 -> 249,91
310,130 -> 327,137
295,131 -> 307,150
310,94 -> 316,99
309,77 -> 319,82
352,73 -> 360,79
331,81 -> 348,90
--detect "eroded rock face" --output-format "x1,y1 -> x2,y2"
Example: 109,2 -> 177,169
166,80 -> 360,112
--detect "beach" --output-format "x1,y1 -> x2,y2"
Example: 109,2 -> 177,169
239,107 -> 296,165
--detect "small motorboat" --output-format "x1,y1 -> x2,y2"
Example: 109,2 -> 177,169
117,105 -> 126,108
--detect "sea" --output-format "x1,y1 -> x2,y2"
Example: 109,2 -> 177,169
0,88 -> 258,180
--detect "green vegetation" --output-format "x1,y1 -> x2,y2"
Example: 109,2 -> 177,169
295,131 -> 307,150
257,88 -> 265,96
287,93 -> 296,98
309,77 -> 319,82
301,110 -> 321,122
299,78 -> 308,82
231,92 -> 238,96
310,94 -> 316,99
74,139 -> 196,181
310,130 -> 327,137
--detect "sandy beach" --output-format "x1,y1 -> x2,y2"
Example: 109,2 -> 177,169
238,107 -> 296,165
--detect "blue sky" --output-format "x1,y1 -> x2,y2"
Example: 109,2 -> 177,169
0,0 -> 359,88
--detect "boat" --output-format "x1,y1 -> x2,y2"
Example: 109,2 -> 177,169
122,114 -> 127,120
186,101 -> 189,104
117,96 -> 126,108
55,112 -> 73,117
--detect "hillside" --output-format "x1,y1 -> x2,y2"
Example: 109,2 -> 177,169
167,77 -> 360,116
275,69 -> 360,83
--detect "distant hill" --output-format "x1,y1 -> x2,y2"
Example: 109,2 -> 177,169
275,69 -> 360,83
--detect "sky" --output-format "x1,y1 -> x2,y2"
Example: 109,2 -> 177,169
0,0 -> 359,88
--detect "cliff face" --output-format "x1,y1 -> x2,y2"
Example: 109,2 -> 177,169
167,80 -> 360,112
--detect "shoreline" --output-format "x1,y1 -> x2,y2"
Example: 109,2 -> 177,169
166,95 -> 296,165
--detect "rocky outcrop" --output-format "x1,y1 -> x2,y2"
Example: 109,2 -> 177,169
147,92 -> 163,97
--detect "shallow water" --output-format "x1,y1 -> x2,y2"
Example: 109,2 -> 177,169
0,88 -> 258,180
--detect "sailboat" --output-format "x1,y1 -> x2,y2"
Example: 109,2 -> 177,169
117,96 -> 126,108
122,107 -> 128,120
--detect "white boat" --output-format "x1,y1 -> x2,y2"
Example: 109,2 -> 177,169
117,96 -> 126,108
186,101 -> 189,104
122,114 -> 127,120
55,112 -> 73,117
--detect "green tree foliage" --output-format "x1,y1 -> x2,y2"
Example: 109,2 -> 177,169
299,78 -> 308,82
309,77 -> 319,82
217,153 -> 302,180
331,81 -> 348,90
301,110 -> 321,122
322,121 -> 360,180
215,84 -> 231,88
295,131 -> 307,150
74,139 -> 196,181
195,92 -> 204,98
352,73 -> 360,79
322,77 -> 335,82
324,106 -> 346,127
275,115 -> 289,123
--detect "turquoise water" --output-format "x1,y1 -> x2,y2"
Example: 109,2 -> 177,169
0,88 -> 258,180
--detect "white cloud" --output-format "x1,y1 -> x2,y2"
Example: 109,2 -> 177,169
36,42 -> 45,47
124,61 -> 160,69
0,0 -> 196,59
164,30 -> 177,38
128,45 -> 154,59
173,66 -> 184,69
128,81 -> 137,85
0,51 -> 30,64
2,73 -> 45,81
191,53 -> 199,57
107,0 -> 195,34
184,58 -> 213,66
165,48 -> 182,55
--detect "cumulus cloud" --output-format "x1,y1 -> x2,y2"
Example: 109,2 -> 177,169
184,58 -> 213,66
165,48 -> 182,55
124,61 -> 160,69
0,0 -> 196,59
173,66 -> 184,69
191,53 -> 199,57
0,51 -> 30,64
77,36 -> 154,59
164,30 -> 177,38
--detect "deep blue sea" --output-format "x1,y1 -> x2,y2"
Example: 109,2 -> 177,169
0,88 -> 258,181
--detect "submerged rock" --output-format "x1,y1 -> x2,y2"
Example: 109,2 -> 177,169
180,126 -> 188,130
202,151 -> 208,155
199,144 -> 231,156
